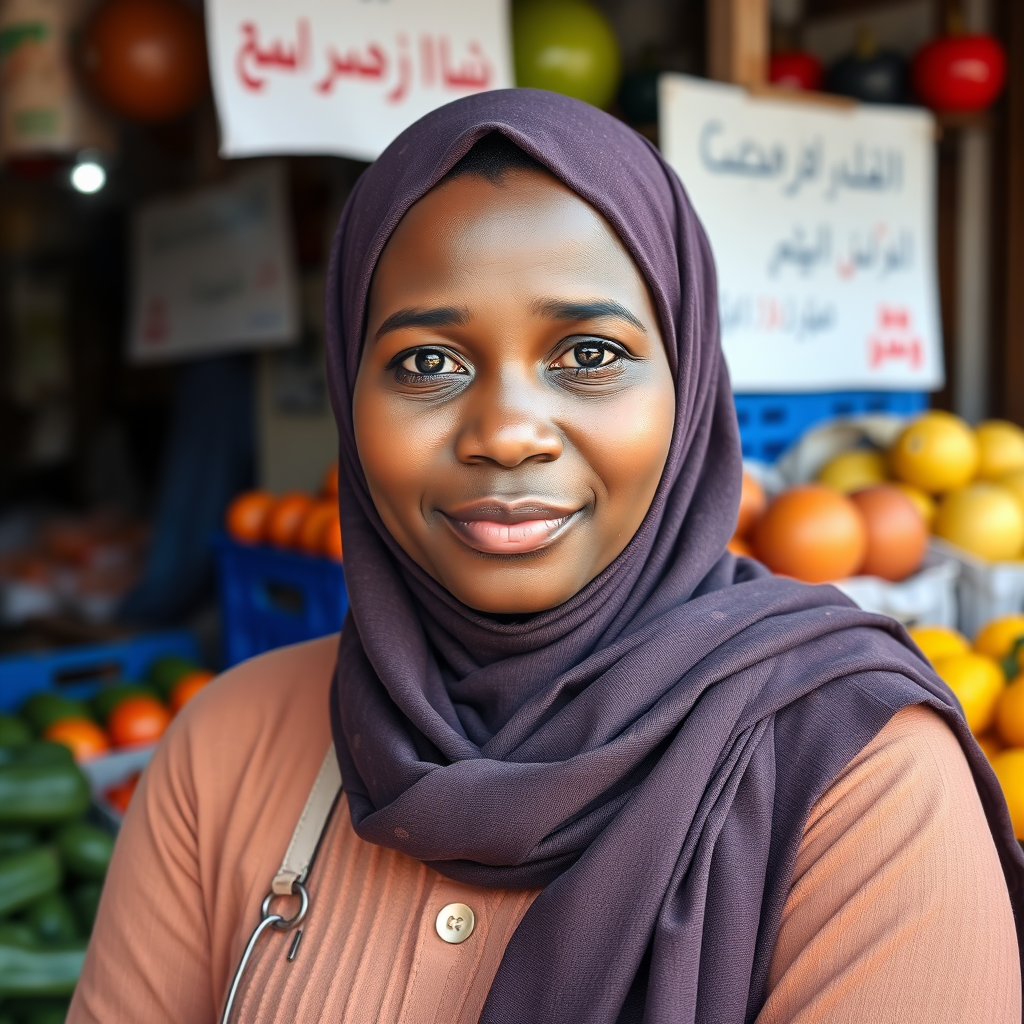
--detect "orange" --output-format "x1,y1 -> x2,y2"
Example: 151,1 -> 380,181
975,420 -> 1024,480
888,411 -> 979,493
322,507 -> 343,562
976,733 -> 1003,762
169,669 -> 214,713
297,501 -> 337,555
816,449 -> 887,494
933,483 -> 1024,561
727,535 -> 754,558
849,485 -> 928,582
1000,469 -> 1024,516
735,470 -> 766,538
907,624 -> 970,664
933,652 -> 1005,735
322,463 -> 339,499
43,718 -> 110,762
974,614 -> 1024,662
892,483 -> 936,528
265,493 -> 314,549
108,696 -> 172,747
752,485 -> 866,583
996,676 -> 1024,747
225,490 -> 275,545
991,749 -> 1024,839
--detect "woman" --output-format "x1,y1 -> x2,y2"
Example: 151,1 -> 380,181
70,89 -> 1023,1024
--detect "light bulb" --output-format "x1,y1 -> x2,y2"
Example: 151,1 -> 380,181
71,161 -> 106,194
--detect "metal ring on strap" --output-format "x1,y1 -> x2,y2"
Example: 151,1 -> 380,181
261,881 -> 309,931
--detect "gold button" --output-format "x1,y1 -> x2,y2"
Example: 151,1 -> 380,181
435,902 -> 475,944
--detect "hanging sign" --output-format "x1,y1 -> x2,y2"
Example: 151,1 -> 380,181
128,162 -> 299,364
660,75 -> 943,393
205,0 -> 513,161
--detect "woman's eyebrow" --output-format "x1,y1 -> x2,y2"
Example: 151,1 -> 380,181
374,306 -> 470,342
531,298 -> 646,333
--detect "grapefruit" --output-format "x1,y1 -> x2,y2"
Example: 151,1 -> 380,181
933,652 -> 1005,735
975,420 -> 1024,480
889,411 -> 979,493
816,449 -> 887,494
850,485 -> 928,581
933,483 -> 1024,561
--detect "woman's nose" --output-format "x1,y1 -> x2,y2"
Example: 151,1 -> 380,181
454,374 -> 563,468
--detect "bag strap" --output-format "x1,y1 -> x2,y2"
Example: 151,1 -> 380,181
271,746 -> 343,896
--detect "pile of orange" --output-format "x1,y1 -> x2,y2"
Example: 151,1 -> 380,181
910,616 -> 1024,838
226,463 -> 342,562
817,413 -> 1024,562
730,473 -> 928,584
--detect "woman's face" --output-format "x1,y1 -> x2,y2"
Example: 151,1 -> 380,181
354,169 -> 676,614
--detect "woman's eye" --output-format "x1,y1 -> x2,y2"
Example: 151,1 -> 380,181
399,349 -> 465,375
554,341 -> 620,370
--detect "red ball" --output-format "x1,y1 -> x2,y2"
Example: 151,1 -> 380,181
912,34 -> 1006,113
769,52 -> 823,92
82,0 -> 207,122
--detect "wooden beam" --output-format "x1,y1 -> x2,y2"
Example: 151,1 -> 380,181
707,0 -> 769,88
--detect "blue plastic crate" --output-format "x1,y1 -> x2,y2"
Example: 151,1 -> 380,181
734,391 -> 929,463
0,631 -> 200,713
215,536 -> 348,668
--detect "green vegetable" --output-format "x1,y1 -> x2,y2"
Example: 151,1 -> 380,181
54,823 -> 113,882
0,940 -> 87,998
0,849 -> 61,917
0,761 -> 89,826
0,829 -> 36,856
69,882 -> 102,933
147,655 -> 199,699
0,717 -> 31,749
19,696 -> 90,735
23,891 -> 79,943
90,683 -> 158,725
4,999 -> 72,1024
0,744 -> 74,770
0,921 -> 37,946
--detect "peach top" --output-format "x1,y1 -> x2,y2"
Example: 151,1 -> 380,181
68,635 -> 1020,1024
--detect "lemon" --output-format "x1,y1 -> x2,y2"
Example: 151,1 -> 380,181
933,652 -> 1005,735
816,449 -> 888,494
1001,469 -> 1024,515
933,483 -> 1024,561
892,483 -> 936,527
991,749 -> 1024,839
908,624 -> 970,664
974,614 -> 1024,661
997,677 -> 1024,747
889,411 -> 979,493
975,420 -> 1024,480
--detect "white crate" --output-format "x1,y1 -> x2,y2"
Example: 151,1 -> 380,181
930,539 -> 1024,639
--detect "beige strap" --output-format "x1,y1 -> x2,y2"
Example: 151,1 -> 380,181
271,747 -> 343,896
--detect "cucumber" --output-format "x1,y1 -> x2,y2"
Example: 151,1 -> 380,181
54,823 -> 114,881
19,696 -> 91,735
147,656 -> 199,699
0,849 -> 61,917
69,882 -> 102,933
0,940 -> 87,998
0,829 -> 36,856
23,891 -> 79,943
0,717 -> 31,749
0,744 -> 74,770
90,683 -> 158,725
0,762 -> 89,826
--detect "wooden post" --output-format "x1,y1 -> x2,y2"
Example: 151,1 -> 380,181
707,0 -> 769,88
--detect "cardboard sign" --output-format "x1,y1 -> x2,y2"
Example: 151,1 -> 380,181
660,75 -> 943,393
206,0 -> 512,161
128,163 -> 299,364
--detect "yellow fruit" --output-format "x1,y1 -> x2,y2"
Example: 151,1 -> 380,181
996,677 -> 1024,747
933,483 -> 1024,561
1001,469 -> 1024,515
907,624 -> 970,665
976,733 -> 1003,762
892,483 -> 936,527
975,420 -> 1024,480
816,449 -> 888,494
933,652 -> 1005,735
889,411 -> 979,493
974,614 -> 1024,661
991,749 -> 1024,839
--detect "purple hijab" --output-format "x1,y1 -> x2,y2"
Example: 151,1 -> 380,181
324,89 -> 1024,1024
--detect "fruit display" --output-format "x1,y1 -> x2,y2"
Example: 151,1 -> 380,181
825,30 -> 908,104
912,24 -> 1006,114
0,740 -> 113,1015
909,616 -> 1024,840
224,465 -> 343,563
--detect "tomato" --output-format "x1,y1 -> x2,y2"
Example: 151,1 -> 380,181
225,491 -> 275,545
912,33 -> 1006,113
42,718 -> 110,762
297,501 -> 337,556
769,52 -> 822,91
107,697 -> 172,748
169,670 -> 215,713
105,772 -> 140,815
266,494 -> 314,549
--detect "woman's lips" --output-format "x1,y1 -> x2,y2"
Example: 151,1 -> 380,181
440,501 -> 581,555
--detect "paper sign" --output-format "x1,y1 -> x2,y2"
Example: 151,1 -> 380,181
660,75 -> 943,393
128,163 -> 299,363
205,0 -> 513,161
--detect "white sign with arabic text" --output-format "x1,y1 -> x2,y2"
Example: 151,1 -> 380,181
660,75 -> 943,393
206,0 -> 513,161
